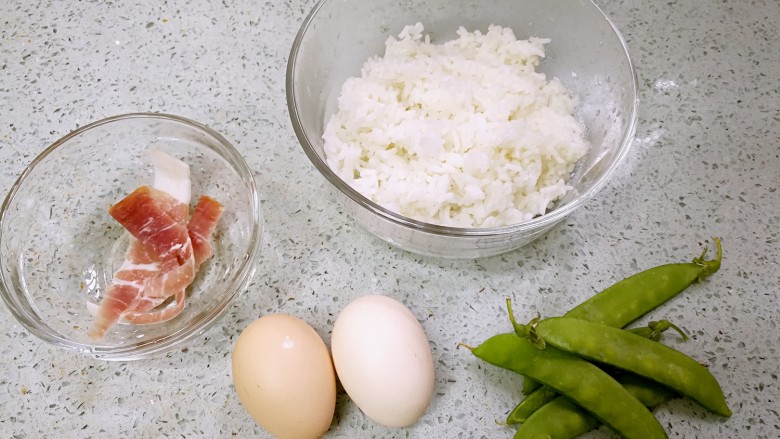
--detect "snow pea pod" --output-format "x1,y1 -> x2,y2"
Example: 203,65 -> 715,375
507,386 -> 558,424
507,320 -> 683,425
619,373 -> 677,408
533,317 -> 731,417
521,376 -> 541,395
515,374 -> 675,439
515,396 -> 596,439
516,238 -> 721,398
565,238 -> 721,328
469,333 -> 668,439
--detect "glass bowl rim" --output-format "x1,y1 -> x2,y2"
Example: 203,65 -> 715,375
0,112 -> 263,361
286,0 -> 638,238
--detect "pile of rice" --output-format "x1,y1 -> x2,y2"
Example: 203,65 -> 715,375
322,23 -> 589,228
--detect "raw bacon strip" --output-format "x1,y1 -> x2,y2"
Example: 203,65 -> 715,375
140,252 -> 196,299
113,202 -> 186,314
125,161 -> 189,312
188,196 -> 225,266
88,152 -> 225,338
87,284 -> 142,339
121,239 -> 163,313
122,196 -> 224,324
89,151 -> 204,339
87,241 -> 160,339
90,187 -> 191,339
134,196 -> 222,298
122,290 -> 186,325
108,186 -> 192,272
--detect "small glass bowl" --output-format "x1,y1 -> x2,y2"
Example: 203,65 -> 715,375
287,0 -> 637,258
0,113 -> 263,360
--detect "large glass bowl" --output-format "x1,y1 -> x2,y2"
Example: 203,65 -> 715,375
0,113 -> 263,360
287,0 -> 637,258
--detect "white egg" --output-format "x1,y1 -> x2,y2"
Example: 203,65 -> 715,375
232,314 -> 336,439
331,295 -> 435,427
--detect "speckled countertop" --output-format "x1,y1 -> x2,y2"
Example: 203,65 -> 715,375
1,0 -> 778,438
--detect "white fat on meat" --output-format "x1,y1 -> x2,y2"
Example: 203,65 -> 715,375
150,148 -> 191,205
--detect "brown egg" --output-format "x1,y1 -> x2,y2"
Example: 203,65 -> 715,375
232,314 -> 336,439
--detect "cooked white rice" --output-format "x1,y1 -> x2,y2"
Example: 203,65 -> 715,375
322,23 -> 589,228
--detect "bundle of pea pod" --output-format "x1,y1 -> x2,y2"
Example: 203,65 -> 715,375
465,238 -> 730,439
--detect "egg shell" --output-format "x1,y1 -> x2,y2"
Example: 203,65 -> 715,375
232,314 -> 336,439
331,295 -> 435,428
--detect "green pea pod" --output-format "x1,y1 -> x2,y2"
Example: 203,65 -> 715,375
507,386 -> 559,424
515,375 -> 674,439
534,317 -> 731,417
469,333 -> 668,439
521,377 -> 541,395
515,396 -> 595,439
565,238 -> 722,328
515,239 -> 720,407
507,318 -> 685,425
619,373 -> 676,408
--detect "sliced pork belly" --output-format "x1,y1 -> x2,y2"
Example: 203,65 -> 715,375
108,186 -> 193,272
87,239 -> 162,339
122,290 -> 186,325
188,195 -> 225,266
120,196 -> 224,326
88,150 -> 223,339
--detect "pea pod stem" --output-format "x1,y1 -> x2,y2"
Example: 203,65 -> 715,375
647,320 -> 688,341
506,298 -> 543,347
470,334 -> 668,439
692,237 -> 723,280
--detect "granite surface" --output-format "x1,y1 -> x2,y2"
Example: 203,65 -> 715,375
1,0 -> 778,438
